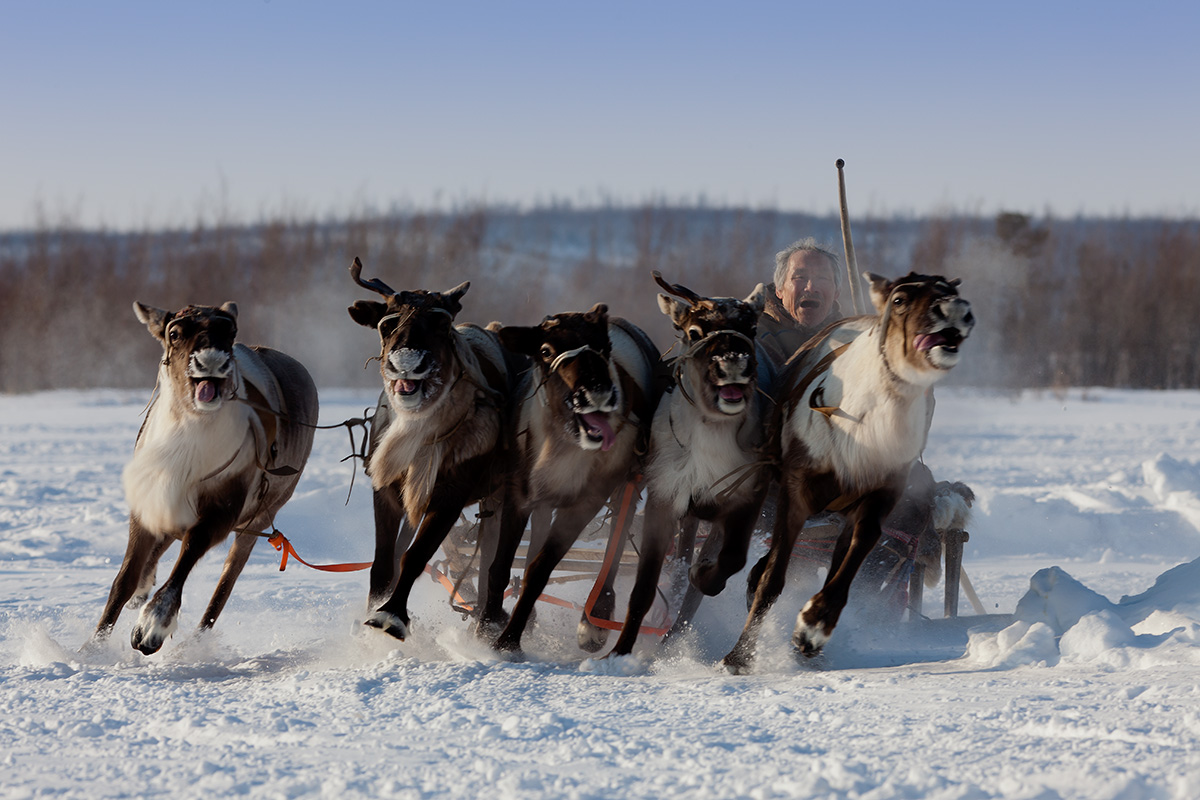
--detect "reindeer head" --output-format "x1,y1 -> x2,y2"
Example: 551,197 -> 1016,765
866,271 -> 975,385
499,304 -> 622,451
135,301 -> 240,415
347,257 -> 469,414
655,272 -> 766,417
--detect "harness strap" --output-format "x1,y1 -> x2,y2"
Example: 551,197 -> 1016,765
243,379 -> 279,454
786,342 -> 852,418
266,530 -> 373,573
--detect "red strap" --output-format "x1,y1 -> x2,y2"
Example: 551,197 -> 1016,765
882,526 -> 920,547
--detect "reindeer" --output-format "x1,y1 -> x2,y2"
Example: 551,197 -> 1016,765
608,274 -> 774,657
92,302 -> 318,655
723,272 -> 973,673
478,304 -> 658,655
346,259 -> 514,640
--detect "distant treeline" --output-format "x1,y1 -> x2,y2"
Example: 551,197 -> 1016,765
1,205 -> 1197,392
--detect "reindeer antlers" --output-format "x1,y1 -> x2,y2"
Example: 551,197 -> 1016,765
652,270 -> 705,306
349,256 -> 397,298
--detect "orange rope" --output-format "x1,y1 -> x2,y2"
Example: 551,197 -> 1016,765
267,496 -> 674,637
267,531 -> 372,573
580,476 -> 671,637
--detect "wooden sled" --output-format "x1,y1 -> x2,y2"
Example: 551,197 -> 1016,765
427,478 -> 981,654
776,514 -> 979,619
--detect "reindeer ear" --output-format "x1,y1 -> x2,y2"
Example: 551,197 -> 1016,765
744,283 -> 767,314
348,300 -> 387,329
497,325 -> 544,357
442,281 -> 470,316
866,272 -> 891,314
133,302 -> 171,341
584,303 -> 609,324
219,301 -> 238,321
657,294 -> 690,328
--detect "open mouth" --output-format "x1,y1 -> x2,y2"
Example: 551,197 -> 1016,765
798,298 -> 822,310
716,383 -> 748,409
391,378 -> 422,398
914,329 -> 965,357
576,411 -> 615,451
191,377 -> 226,406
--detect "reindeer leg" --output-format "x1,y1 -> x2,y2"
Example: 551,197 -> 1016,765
661,516 -> 704,641
92,517 -> 168,642
365,470 -> 479,641
132,497 -> 243,656
198,531 -> 257,629
477,499 -> 528,638
495,496 -> 607,654
677,515 -> 700,563
367,486 -> 407,610
128,536 -> 174,612
690,501 -> 759,597
473,493 -> 503,628
722,487 -> 810,674
793,487 -> 898,656
528,505 -> 553,560
609,493 -> 673,657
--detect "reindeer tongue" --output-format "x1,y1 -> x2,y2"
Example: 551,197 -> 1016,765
914,332 -> 947,352
195,380 -> 217,404
580,411 -> 615,451
393,379 -> 420,396
719,385 -> 746,403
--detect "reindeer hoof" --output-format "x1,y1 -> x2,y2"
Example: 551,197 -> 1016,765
793,599 -> 835,657
576,617 -> 611,653
792,617 -> 833,657
493,631 -> 524,657
474,613 -> 509,641
689,562 -> 728,597
721,651 -> 753,675
492,638 -> 526,662
791,628 -> 827,658
131,604 -> 176,655
364,611 -> 409,640
130,624 -> 164,655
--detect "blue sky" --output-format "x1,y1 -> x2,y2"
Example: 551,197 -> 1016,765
3,1 -> 1197,231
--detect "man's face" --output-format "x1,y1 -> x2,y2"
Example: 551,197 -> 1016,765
777,251 -> 840,328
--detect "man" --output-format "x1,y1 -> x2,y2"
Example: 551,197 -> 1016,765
758,238 -> 845,366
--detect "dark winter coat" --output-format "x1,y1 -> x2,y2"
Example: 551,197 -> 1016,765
756,284 -> 842,367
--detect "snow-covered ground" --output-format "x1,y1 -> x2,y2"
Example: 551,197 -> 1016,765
2,387 -> 1200,799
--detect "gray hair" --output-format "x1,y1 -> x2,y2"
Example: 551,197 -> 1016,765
773,238 -> 842,289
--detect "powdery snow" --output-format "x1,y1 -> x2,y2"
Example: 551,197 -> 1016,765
2,387 -> 1200,799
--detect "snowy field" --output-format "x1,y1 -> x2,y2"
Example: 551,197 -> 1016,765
2,387 -> 1200,799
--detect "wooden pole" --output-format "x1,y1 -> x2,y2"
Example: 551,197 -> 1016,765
836,158 -> 863,315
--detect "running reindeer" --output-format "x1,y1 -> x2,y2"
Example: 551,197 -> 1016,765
723,272 -> 973,673
479,304 -> 658,655
608,273 -> 775,657
348,258 -> 515,640
92,302 -> 318,655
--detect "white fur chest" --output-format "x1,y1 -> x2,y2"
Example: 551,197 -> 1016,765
647,395 -> 760,516
368,387 -> 499,525
123,393 -> 256,535
369,410 -> 447,489
786,342 -> 930,493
